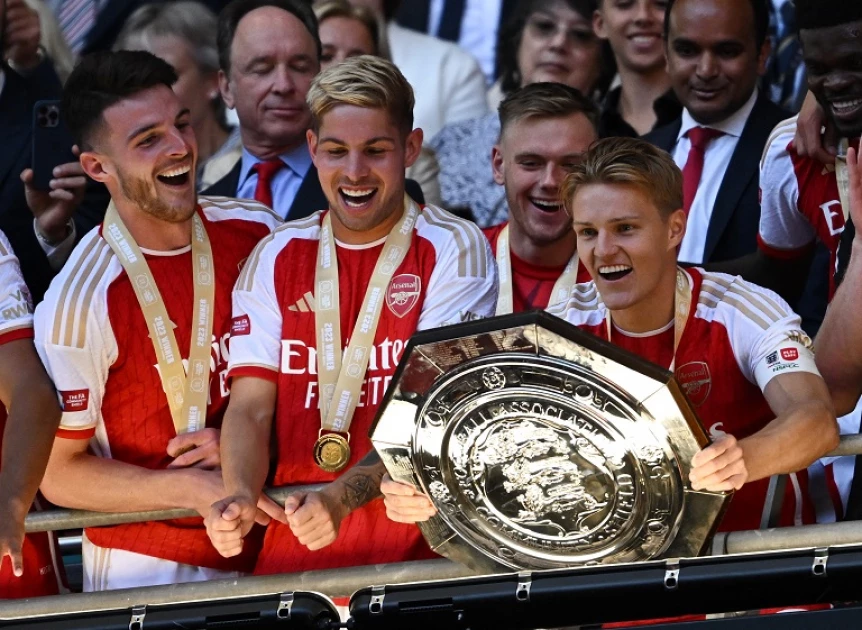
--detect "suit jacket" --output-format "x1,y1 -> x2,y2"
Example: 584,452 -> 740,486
0,63 -> 107,303
643,94 -> 790,264
202,159 -> 426,220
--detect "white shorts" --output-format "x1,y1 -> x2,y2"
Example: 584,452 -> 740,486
81,532 -> 245,591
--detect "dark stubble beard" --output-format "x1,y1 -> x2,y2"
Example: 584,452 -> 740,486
118,170 -> 196,224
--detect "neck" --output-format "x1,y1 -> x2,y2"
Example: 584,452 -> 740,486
609,263 -> 678,334
112,199 -> 194,251
616,65 -> 672,136
194,116 -> 229,165
508,222 -> 576,268
241,129 -> 303,162
331,197 -> 406,246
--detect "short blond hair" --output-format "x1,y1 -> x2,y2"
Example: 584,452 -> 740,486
561,137 -> 683,219
307,55 -> 414,134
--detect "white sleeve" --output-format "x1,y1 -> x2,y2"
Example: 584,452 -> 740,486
0,231 -> 34,340
712,277 -> 819,389
228,236 -> 283,379
33,246 -> 117,436
758,120 -> 817,253
417,211 -> 498,329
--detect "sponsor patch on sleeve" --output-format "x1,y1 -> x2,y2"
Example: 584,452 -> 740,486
231,315 -> 251,336
60,389 -> 90,412
754,340 -> 819,388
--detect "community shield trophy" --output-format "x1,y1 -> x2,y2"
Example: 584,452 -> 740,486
369,311 -> 730,573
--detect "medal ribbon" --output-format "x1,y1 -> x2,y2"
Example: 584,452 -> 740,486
495,224 -> 580,315
315,196 -> 418,435
836,138 -> 851,224
603,267 -> 692,371
103,202 -> 215,434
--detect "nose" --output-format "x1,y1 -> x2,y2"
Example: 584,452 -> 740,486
823,71 -> 853,94
548,26 -> 569,51
695,52 -> 719,80
166,127 -> 190,158
634,0 -> 652,24
271,64 -> 296,95
344,151 -> 369,181
540,163 -> 564,191
594,229 -> 618,258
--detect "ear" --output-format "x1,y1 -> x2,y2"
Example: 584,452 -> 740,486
756,37 -> 772,77
491,144 -> 505,186
592,8 -> 608,40
79,151 -> 112,184
218,69 -> 235,110
403,128 -> 424,168
205,70 -> 221,101
666,208 -> 687,250
307,128 -> 319,166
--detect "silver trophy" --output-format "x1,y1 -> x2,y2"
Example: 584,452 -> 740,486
370,312 -> 729,572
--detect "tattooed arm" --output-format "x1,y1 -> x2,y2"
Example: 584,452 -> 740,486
283,450 -> 387,551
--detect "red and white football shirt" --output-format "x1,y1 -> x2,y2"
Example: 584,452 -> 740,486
757,116 -> 859,299
554,268 -> 821,531
483,223 -> 591,313
33,197 -> 280,571
229,204 -> 497,574
0,230 -> 63,598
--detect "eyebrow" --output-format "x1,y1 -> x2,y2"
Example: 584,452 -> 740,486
318,136 -> 397,145
572,215 -> 640,225
127,108 -> 191,143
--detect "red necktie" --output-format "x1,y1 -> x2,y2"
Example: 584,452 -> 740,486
252,159 -> 285,209
681,127 -> 724,216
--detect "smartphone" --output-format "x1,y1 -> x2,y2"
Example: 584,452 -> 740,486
31,100 -> 76,191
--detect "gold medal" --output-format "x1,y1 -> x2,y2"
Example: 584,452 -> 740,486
313,432 -> 351,473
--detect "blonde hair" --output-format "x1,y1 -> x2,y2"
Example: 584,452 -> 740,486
561,137 -> 683,219
313,0 -> 391,60
307,55 -> 414,134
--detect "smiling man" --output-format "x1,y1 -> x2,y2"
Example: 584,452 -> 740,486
557,137 -> 837,531
33,50 -> 282,591
484,82 -> 595,314
643,0 -> 788,267
205,56 -> 496,576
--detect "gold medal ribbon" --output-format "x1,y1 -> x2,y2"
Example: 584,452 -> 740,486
314,196 -> 418,471
103,202 -> 215,434
836,138 -> 851,224
602,267 -> 692,371
495,224 -> 580,315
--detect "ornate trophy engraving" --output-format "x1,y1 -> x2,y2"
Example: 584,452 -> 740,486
370,312 -> 729,572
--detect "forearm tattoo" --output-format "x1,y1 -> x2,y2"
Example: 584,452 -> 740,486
339,450 -> 385,511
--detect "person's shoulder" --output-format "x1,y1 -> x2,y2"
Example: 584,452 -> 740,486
198,195 -> 283,232
415,204 -> 491,274
547,282 -> 603,325
760,115 -> 798,165
641,116 -> 682,150
694,269 -> 793,331
430,112 -> 497,149
36,228 -> 120,348
388,22 -> 478,66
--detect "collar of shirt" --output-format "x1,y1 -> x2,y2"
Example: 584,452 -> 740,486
0,69 -> 6,101
677,88 -> 759,142
599,86 -> 681,138
238,142 -> 313,188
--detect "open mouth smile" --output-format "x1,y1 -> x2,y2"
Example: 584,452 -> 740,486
156,164 -> 191,187
598,264 -> 633,281
339,186 -> 378,208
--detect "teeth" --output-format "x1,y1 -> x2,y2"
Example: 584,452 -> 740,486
160,165 -> 190,178
832,99 -> 862,110
340,188 -> 375,197
599,265 -> 632,274
531,198 -> 560,209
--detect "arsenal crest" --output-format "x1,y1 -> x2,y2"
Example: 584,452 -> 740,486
386,274 -> 421,318
676,361 -> 711,407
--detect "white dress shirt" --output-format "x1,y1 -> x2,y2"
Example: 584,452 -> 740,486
236,143 -> 313,220
428,0 -> 502,84
671,89 -> 759,265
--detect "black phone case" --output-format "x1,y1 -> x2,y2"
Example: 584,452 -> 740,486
31,100 -> 76,191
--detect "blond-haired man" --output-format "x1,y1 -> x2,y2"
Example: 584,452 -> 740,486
205,55 -> 496,574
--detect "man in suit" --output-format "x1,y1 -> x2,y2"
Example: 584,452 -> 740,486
1,0 -> 104,301
205,0 -> 423,221
395,0 -> 517,85
643,0 -> 788,266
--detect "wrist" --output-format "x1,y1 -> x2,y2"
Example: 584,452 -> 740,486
35,217 -> 73,246
8,46 -> 45,74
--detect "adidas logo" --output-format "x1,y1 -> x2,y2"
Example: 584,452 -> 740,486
288,291 -> 316,313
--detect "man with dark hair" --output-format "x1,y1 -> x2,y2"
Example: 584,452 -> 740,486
34,49 -> 282,591
485,82 -> 595,314
643,0 -> 788,266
